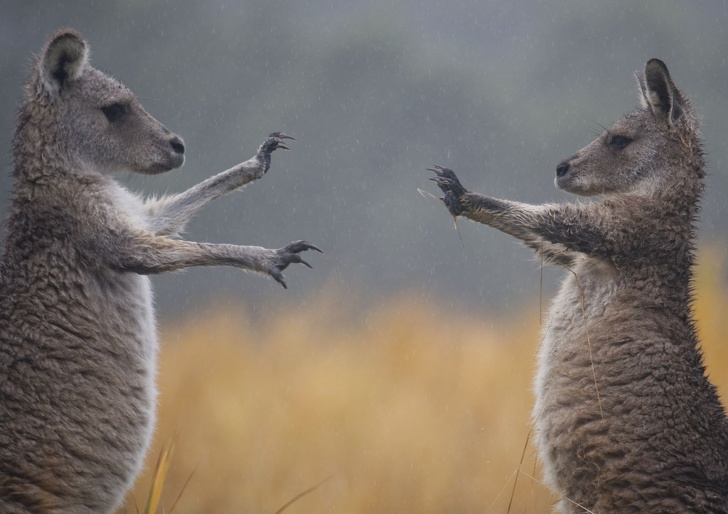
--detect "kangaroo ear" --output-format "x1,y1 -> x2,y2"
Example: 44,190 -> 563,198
640,58 -> 684,126
635,70 -> 649,109
40,29 -> 88,97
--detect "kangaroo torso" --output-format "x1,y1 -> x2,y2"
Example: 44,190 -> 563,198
0,172 -> 156,513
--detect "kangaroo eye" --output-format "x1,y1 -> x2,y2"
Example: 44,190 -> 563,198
608,135 -> 632,150
101,103 -> 127,123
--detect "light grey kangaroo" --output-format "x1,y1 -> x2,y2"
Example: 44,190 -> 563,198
0,29 -> 320,513
429,59 -> 728,512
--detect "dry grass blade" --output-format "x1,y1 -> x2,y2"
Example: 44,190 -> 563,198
274,476 -> 332,514
417,187 -> 465,248
489,467 -> 520,509
507,428 -> 531,514
567,266 -> 604,419
517,470 -> 596,514
168,465 -> 197,514
143,438 -> 174,514
416,187 -> 439,201
452,216 -> 465,249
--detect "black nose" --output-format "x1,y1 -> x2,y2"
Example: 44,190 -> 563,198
556,161 -> 570,178
170,136 -> 185,155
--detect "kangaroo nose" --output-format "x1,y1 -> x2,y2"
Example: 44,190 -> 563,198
556,161 -> 570,178
169,136 -> 185,155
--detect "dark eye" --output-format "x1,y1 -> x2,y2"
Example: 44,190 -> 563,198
608,135 -> 632,150
101,103 -> 127,123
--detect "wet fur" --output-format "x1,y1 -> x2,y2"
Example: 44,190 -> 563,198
431,60 -> 728,512
0,29 -> 315,513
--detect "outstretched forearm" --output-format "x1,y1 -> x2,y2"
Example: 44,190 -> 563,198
460,192 -> 607,258
428,166 -> 610,262
146,160 -> 264,237
100,232 -> 319,288
145,133 -> 294,236
113,236 -> 274,274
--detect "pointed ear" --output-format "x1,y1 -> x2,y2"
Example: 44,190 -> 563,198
640,58 -> 684,126
634,70 -> 649,109
40,29 -> 88,97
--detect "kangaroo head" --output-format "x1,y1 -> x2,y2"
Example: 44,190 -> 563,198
554,59 -> 695,197
27,29 -> 185,175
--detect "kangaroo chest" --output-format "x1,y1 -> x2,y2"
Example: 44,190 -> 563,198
532,256 -> 619,496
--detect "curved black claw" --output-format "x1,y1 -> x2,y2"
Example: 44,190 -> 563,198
260,132 -> 296,154
270,240 -> 322,289
256,132 -> 296,175
427,165 -> 468,216
268,131 -> 296,141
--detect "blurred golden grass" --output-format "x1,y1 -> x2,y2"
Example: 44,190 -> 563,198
127,247 -> 728,513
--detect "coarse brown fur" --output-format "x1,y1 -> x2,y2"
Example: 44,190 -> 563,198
429,59 -> 728,512
0,29 -> 318,513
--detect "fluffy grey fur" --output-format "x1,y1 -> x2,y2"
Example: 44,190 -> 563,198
0,29 -> 319,513
430,59 -> 728,513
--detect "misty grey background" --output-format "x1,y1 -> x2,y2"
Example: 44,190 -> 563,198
1,1 -> 727,321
